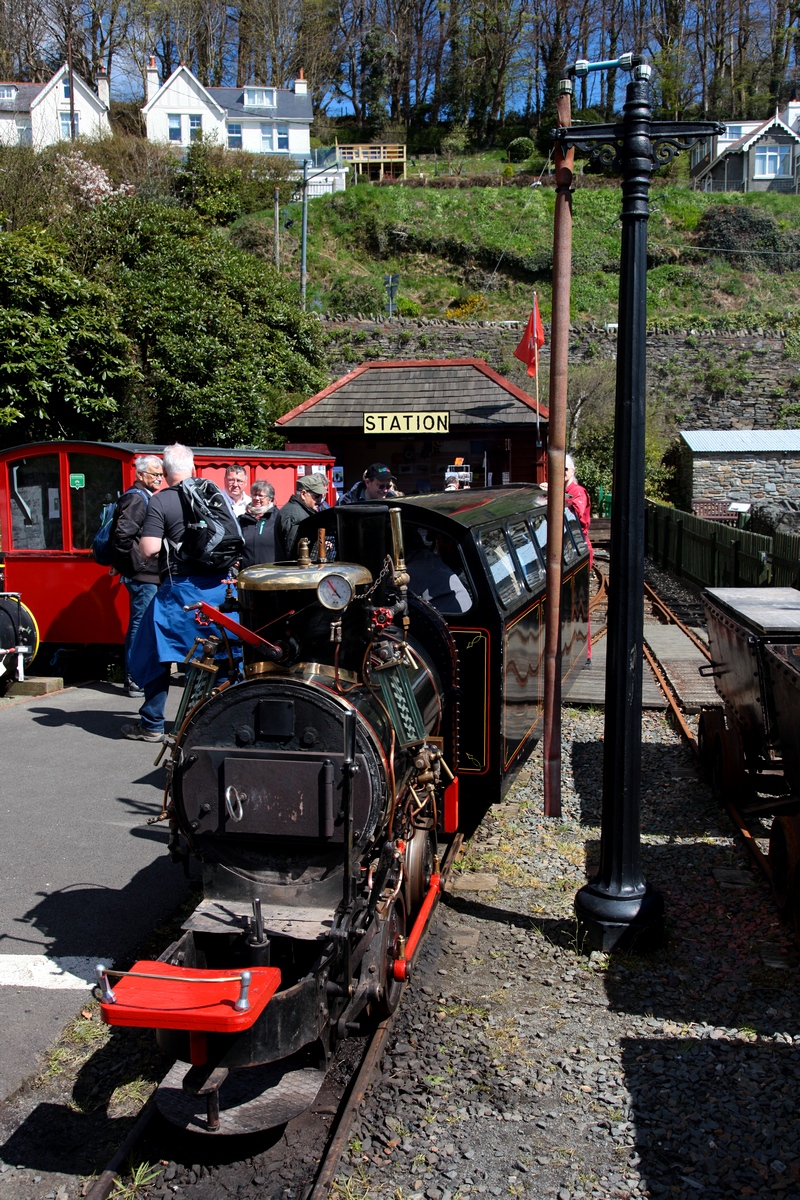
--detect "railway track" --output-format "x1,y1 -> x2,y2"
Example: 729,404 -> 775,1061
85,833 -> 464,1200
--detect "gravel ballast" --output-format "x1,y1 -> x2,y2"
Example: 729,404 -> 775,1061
334,708 -> 800,1200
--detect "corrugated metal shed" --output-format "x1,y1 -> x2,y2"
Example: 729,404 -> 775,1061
681,429 -> 800,454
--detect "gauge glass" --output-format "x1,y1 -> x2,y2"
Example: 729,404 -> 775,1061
317,574 -> 353,610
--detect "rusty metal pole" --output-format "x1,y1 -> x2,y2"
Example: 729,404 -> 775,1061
542,80 -> 575,818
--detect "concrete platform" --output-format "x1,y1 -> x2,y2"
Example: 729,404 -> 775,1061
0,681 -> 185,1102
563,634 -> 666,708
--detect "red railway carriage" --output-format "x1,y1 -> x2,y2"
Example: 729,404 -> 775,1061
0,441 -> 334,647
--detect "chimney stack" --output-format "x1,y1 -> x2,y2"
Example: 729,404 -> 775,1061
294,67 -> 308,96
96,65 -> 110,108
146,55 -> 159,102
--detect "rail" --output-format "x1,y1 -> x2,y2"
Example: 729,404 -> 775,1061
645,501 -> 800,589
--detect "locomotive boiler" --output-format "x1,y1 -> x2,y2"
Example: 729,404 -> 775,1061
98,505 -> 457,1135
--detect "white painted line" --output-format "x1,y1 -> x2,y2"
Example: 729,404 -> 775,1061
0,955 -> 108,989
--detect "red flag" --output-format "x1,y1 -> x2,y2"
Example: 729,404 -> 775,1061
513,296 -> 546,377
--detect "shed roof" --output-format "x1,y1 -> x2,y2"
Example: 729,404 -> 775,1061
277,359 -> 550,431
681,429 -> 800,453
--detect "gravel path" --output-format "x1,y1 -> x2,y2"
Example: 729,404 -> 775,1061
334,709 -> 800,1200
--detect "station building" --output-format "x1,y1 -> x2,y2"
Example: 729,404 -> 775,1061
277,358 -> 549,495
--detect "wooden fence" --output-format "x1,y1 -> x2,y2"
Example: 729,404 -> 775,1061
645,502 -> 800,589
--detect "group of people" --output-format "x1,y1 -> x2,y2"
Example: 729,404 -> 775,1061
109,448 -> 593,742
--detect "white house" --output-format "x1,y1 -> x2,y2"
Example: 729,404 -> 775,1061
0,63 -> 110,149
690,101 -> 800,193
141,59 -> 347,192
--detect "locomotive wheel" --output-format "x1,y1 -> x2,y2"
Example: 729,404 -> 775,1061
769,814 -> 800,916
374,893 -> 407,1018
404,828 -> 437,921
0,597 -> 40,697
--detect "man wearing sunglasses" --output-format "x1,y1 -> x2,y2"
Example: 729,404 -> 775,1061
339,462 -> 396,504
111,454 -> 163,697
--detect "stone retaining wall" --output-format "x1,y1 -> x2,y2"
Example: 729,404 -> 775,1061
318,317 -> 799,434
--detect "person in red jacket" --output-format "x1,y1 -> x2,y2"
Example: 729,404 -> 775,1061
543,455 -> 594,667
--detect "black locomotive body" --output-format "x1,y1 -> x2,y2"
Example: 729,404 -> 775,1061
98,490 -> 589,1134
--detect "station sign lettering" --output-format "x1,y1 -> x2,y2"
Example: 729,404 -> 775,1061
363,411 -> 449,434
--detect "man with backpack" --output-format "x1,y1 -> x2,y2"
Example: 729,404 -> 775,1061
110,455 -> 163,698
122,443 -> 244,742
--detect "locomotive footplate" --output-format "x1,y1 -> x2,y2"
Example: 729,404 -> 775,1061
182,898 -> 334,940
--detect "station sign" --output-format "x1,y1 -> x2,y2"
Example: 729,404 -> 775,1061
363,411 -> 449,434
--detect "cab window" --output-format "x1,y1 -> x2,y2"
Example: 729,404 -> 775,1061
563,512 -> 579,565
8,455 -> 63,550
68,454 -> 124,549
508,520 -> 545,588
405,525 -> 473,614
479,526 -> 523,608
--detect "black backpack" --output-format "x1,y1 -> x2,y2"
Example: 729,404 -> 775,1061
92,485 -> 151,567
173,478 -> 245,575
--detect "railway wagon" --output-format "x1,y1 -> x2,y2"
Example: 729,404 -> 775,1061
0,440 -> 334,658
698,587 -> 800,930
97,488 -> 590,1135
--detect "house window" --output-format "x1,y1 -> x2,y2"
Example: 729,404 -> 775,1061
277,124 -> 289,151
62,77 -> 71,99
59,110 -> 79,138
0,85 -> 18,99
168,113 -> 181,141
189,114 -> 202,141
244,88 -> 275,107
227,122 -> 242,149
754,144 -> 791,177
16,119 -> 31,144
726,125 -> 742,139
261,123 -> 273,152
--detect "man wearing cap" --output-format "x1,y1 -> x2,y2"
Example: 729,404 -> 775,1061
275,473 -> 328,559
339,462 -> 396,504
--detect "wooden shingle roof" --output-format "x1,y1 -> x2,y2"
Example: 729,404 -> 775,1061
277,359 -> 549,431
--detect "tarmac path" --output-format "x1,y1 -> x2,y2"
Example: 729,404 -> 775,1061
0,683 -> 186,1103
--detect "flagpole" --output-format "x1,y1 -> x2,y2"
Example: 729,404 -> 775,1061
533,291 -> 540,441
542,79 -> 575,819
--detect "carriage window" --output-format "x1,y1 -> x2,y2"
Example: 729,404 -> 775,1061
563,512 -> 579,565
68,454 -> 124,549
479,526 -> 523,608
568,511 -> 588,555
8,455 -> 63,549
508,520 -> 545,588
531,514 -> 547,559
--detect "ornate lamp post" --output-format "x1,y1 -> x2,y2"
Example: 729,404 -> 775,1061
554,63 -> 724,951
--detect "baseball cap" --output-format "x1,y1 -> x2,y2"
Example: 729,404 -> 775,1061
301,472 -> 328,496
364,463 -> 394,482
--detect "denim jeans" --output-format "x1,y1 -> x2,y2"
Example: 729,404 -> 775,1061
123,578 -> 157,687
138,666 -> 171,733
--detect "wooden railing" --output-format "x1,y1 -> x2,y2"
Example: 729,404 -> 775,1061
645,501 -> 800,589
335,142 -> 406,163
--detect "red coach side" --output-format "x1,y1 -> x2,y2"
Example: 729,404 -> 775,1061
0,441 -> 335,647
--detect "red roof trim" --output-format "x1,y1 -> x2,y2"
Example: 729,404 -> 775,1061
276,358 -> 549,425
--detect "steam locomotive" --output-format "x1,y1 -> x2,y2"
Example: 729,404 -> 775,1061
97,491 -> 590,1135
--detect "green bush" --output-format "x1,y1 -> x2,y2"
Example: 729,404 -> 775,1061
65,200 -> 326,445
507,137 -> 535,163
0,227 -> 137,446
396,296 -> 421,316
326,275 -> 384,316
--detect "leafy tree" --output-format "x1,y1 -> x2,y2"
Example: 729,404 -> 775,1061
68,200 -> 327,447
0,228 -> 137,447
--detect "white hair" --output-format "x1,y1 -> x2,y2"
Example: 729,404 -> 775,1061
162,443 -> 194,482
134,454 -> 161,474
565,454 -> 576,472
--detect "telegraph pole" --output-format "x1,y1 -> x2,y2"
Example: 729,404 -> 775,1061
273,187 -> 280,271
66,8 -> 76,140
300,160 -> 309,309
555,62 -> 723,951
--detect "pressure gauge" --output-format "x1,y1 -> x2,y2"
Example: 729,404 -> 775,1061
317,573 -> 353,610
